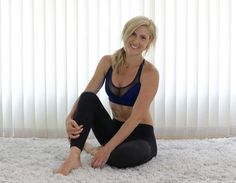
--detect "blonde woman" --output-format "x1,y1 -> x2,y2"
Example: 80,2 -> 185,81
54,16 -> 159,175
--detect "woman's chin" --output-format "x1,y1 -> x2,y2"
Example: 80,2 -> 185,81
126,50 -> 142,56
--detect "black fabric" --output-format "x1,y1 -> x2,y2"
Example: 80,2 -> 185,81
71,91 -> 157,168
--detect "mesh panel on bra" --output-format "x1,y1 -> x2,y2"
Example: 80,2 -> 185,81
108,75 -> 139,97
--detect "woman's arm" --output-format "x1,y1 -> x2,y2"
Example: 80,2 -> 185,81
105,64 -> 159,151
66,56 -> 111,139
66,55 -> 111,120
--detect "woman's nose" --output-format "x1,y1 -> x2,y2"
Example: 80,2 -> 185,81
132,37 -> 139,44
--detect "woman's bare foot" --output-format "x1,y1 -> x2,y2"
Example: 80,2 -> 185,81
53,147 -> 81,176
84,142 -> 102,156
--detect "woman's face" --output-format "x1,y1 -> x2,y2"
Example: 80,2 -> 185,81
124,25 -> 151,56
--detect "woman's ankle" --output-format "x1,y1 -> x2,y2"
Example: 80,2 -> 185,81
69,146 -> 81,159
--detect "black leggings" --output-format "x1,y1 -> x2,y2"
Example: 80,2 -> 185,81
71,91 -> 157,168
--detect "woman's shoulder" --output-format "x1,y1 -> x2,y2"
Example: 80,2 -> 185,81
140,60 -> 159,85
98,55 -> 112,74
101,55 -> 112,62
99,55 -> 112,66
143,60 -> 159,78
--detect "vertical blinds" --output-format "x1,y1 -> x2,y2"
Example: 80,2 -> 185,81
0,0 -> 235,138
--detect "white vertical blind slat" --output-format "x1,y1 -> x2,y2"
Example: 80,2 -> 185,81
121,0 -> 130,27
34,0 -> 47,137
155,0 -> 165,137
218,0 -> 230,136
45,0 -> 57,137
130,0 -> 144,17
66,0 -> 78,113
186,0 -> 198,137
197,0 -> 209,137
98,0 -> 110,57
230,0 -> 236,134
1,0 -> 12,137
56,0 -> 67,131
88,0 -> 99,79
176,0 -> 187,137
144,0 -> 155,18
11,0 -> 24,136
165,0 -> 176,137
0,0 -> 2,136
23,0 -> 35,137
77,0 -> 88,94
208,0 -> 219,136
110,0 -> 121,52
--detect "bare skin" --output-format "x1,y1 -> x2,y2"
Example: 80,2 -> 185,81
84,142 -> 102,156
53,147 -> 82,176
110,101 -> 153,125
53,142 -> 101,175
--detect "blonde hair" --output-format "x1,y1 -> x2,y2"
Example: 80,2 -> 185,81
111,16 -> 157,74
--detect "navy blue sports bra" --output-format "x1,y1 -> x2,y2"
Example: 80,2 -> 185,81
105,60 -> 145,106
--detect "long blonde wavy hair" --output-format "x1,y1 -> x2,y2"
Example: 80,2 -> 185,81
111,16 -> 157,74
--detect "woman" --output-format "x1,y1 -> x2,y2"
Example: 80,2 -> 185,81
54,16 -> 159,175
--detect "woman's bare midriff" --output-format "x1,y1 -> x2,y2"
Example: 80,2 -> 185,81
109,102 -> 153,126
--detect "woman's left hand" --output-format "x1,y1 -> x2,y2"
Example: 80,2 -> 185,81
91,146 -> 111,168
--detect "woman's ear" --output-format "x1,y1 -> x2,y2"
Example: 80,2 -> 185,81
145,37 -> 153,51
145,42 -> 151,51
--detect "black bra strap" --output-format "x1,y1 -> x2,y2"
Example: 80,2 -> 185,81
137,59 -> 145,80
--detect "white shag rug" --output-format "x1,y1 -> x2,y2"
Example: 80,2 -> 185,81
0,137 -> 236,183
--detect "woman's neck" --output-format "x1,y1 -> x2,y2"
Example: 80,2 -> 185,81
125,55 -> 143,67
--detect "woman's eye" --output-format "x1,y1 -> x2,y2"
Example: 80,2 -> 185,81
141,36 -> 146,40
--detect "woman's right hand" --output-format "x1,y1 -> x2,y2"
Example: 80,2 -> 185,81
66,118 -> 83,141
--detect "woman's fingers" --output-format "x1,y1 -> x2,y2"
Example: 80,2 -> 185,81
67,121 -> 83,132
70,127 -> 83,134
69,128 -> 83,138
69,127 -> 83,139
71,120 -> 82,130
91,149 -> 109,169
66,119 -> 84,139
91,158 -> 99,168
69,133 -> 80,139
91,158 -> 105,168
67,119 -> 83,130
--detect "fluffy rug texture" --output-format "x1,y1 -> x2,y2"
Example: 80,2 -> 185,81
0,137 -> 236,183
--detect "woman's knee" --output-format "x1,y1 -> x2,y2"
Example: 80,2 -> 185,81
79,91 -> 99,104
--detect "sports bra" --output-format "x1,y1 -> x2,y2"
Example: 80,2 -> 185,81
105,60 -> 145,106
